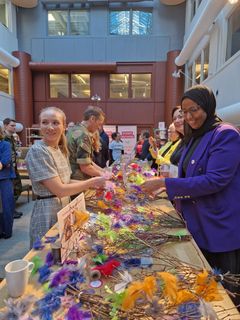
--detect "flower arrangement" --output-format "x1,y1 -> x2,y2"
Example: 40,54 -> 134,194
1,161 -> 239,320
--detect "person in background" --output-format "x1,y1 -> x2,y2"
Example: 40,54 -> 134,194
26,107 -> 106,247
3,118 -> 23,219
142,85 -> 240,306
139,131 -> 151,161
67,121 -> 75,133
135,134 -> 144,159
13,132 -> 22,148
149,123 -> 181,167
0,127 -> 15,239
92,130 -> 102,166
67,106 -> 105,180
170,106 -> 185,166
94,125 -> 109,168
109,132 -> 124,165
159,139 -> 167,147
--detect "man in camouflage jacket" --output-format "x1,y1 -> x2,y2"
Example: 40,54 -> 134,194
67,106 -> 105,181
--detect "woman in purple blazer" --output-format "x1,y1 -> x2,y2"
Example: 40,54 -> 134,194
142,85 -> 240,304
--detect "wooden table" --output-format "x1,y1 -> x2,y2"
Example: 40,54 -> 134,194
0,199 -> 239,319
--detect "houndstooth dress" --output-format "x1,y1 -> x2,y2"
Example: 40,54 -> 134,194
26,141 -> 71,248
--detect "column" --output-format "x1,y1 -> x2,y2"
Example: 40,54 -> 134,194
12,51 -> 33,146
165,50 -> 184,127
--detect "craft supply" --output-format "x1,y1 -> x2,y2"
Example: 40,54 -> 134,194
90,269 -> 101,281
89,280 -> 103,288
51,241 -> 61,264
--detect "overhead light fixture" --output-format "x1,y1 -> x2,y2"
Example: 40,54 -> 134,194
91,94 -> 101,105
172,70 -> 181,78
228,0 -> 238,4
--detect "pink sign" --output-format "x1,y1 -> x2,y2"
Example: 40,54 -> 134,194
118,125 -> 137,155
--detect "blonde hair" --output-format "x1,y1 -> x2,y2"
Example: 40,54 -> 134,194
39,106 -> 69,158
92,130 -> 101,152
0,127 -> 3,140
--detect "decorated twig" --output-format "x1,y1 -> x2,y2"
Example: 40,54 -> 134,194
66,284 -> 152,320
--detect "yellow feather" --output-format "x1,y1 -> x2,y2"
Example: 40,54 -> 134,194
73,210 -> 89,228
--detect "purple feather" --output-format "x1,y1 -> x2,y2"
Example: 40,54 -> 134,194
33,238 -> 44,250
44,235 -> 59,243
66,305 -> 91,320
45,252 -> 54,267
38,265 -> 51,283
50,268 -> 71,287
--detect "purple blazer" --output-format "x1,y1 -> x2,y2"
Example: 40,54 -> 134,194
165,123 -> 240,252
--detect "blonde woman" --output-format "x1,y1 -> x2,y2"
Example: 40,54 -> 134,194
149,123 -> 181,167
26,107 -> 106,247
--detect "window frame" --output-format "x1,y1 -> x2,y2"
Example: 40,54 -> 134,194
190,0 -> 203,22
48,73 -> 91,100
109,72 -> 152,100
0,63 -> 12,96
186,41 -> 210,88
0,0 -> 14,31
109,8 -> 153,36
225,4 -> 240,62
47,9 -> 90,37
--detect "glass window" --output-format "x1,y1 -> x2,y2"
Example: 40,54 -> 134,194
0,64 -> 10,94
50,74 -> 69,98
190,0 -> 202,22
48,10 -> 89,36
194,55 -> 201,84
132,11 -> 152,35
109,11 -> 130,35
110,73 -> 152,99
187,65 -> 193,88
132,74 -> 151,98
109,10 -> 152,35
71,74 -> 90,98
226,5 -> 240,60
110,74 -> 129,98
0,1 -> 7,28
70,10 -> 89,35
48,11 -> 68,36
190,1 -> 196,21
203,43 -> 209,81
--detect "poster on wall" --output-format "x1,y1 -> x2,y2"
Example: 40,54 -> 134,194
103,125 -> 117,139
118,125 -> 137,159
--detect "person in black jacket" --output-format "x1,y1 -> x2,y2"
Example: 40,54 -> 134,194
0,127 -> 15,238
3,118 -> 23,219
139,131 -> 151,161
94,125 -> 109,168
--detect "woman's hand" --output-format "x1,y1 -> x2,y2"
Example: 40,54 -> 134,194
141,178 -> 166,194
149,136 -> 156,147
89,176 -> 107,189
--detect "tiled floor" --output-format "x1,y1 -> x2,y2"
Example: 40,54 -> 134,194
0,193 -> 33,279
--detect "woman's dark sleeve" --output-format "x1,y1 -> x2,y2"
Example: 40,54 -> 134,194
109,149 -> 113,165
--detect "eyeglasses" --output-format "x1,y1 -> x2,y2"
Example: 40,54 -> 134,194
181,106 -> 201,117
172,114 -> 183,121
